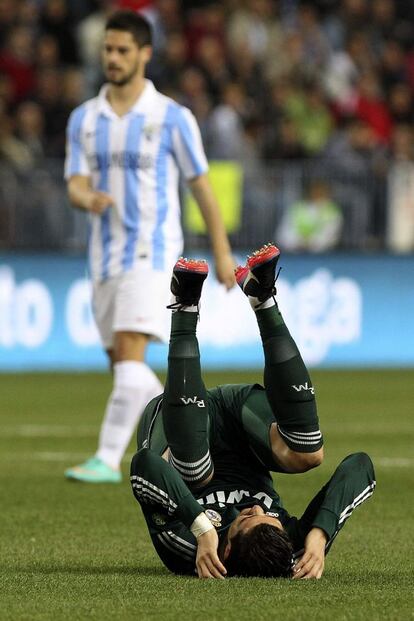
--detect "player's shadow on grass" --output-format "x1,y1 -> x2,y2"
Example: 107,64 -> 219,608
14,563 -> 169,577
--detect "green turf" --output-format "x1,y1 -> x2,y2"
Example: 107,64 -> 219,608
1,370 -> 413,620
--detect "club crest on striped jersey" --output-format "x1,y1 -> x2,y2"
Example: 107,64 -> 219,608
152,512 -> 167,526
205,509 -> 222,527
143,124 -> 161,140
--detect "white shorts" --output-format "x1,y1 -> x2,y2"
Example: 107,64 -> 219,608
92,264 -> 173,350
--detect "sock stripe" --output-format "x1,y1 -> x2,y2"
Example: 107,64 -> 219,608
169,450 -> 212,482
278,426 -> 322,446
169,450 -> 211,470
282,430 -> 322,438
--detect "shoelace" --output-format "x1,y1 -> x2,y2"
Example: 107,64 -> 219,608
253,266 -> 282,309
166,301 -> 202,318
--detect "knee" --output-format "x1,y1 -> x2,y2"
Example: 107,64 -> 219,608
354,451 -> 373,466
346,451 -> 375,477
130,447 -> 153,477
291,446 -> 324,473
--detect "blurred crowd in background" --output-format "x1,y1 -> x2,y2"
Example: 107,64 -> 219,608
1,0 -> 414,252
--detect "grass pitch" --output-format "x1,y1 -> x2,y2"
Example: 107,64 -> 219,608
1,370 -> 413,621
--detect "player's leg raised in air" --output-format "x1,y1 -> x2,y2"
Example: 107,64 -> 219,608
163,257 -> 214,489
235,243 -> 323,473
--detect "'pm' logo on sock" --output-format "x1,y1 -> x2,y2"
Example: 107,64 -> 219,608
180,396 -> 205,407
292,382 -> 315,395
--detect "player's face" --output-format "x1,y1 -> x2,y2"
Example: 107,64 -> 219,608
227,505 -> 283,539
103,30 -> 151,86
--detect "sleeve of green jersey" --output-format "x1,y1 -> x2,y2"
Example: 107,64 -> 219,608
285,452 -> 376,556
130,448 -> 204,575
130,448 -> 204,530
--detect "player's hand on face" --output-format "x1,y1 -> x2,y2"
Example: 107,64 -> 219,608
196,528 -> 227,579
293,527 -> 327,580
88,191 -> 114,214
215,253 -> 237,290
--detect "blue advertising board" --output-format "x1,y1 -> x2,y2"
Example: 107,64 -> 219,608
0,252 -> 413,371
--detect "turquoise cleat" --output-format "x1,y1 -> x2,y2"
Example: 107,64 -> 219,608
64,456 -> 122,483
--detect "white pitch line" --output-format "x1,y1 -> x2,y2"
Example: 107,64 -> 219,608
2,425 -> 98,438
0,452 -> 412,467
374,457 -> 414,467
0,452 -> 135,463
4,424 -> 413,438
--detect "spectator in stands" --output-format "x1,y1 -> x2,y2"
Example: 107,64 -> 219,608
387,124 -> 414,252
35,68 -> 69,157
0,98 -> 33,172
264,30 -> 305,85
354,71 -> 393,144
36,34 -> 61,71
207,82 -> 249,160
277,179 -> 343,253
61,67 -> 86,112
262,116 -> 307,162
14,100 -> 46,163
229,43 -> 266,106
0,25 -> 36,103
344,30 -> 375,75
286,79 -> 333,155
1,0 -> 414,252
369,0 -> 397,52
380,39 -> 408,92
226,0 -> 282,67
388,82 -> 414,125
322,0 -> 369,51
152,30 -> 188,93
0,0 -> 19,48
17,0 -> 39,33
323,117 -> 387,247
294,2 -> 331,71
39,0 -> 79,65
76,0 -> 115,97
195,35 -> 230,105
185,2 -> 225,62
178,65 -> 212,139
0,73 -> 14,110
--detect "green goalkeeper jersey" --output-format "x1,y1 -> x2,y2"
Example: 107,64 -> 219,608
131,385 -> 375,575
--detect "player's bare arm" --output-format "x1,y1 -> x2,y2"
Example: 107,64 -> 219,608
67,175 -> 114,214
189,173 -> 236,290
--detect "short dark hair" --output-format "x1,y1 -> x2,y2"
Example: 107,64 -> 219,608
225,524 -> 294,578
105,10 -> 152,48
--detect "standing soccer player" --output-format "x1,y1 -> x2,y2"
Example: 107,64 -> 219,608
64,10 -> 235,483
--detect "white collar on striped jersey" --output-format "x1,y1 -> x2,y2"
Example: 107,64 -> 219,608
97,79 -> 157,118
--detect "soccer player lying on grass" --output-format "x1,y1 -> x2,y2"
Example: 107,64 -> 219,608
130,244 -> 376,579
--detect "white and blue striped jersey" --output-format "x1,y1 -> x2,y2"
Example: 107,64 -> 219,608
65,80 -> 208,281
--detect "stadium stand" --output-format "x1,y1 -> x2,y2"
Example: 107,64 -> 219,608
1,0 -> 414,252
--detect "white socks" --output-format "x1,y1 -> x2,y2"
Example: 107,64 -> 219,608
249,296 -> 276,310
96,361 -> 163,469
169,294 -> 199,313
